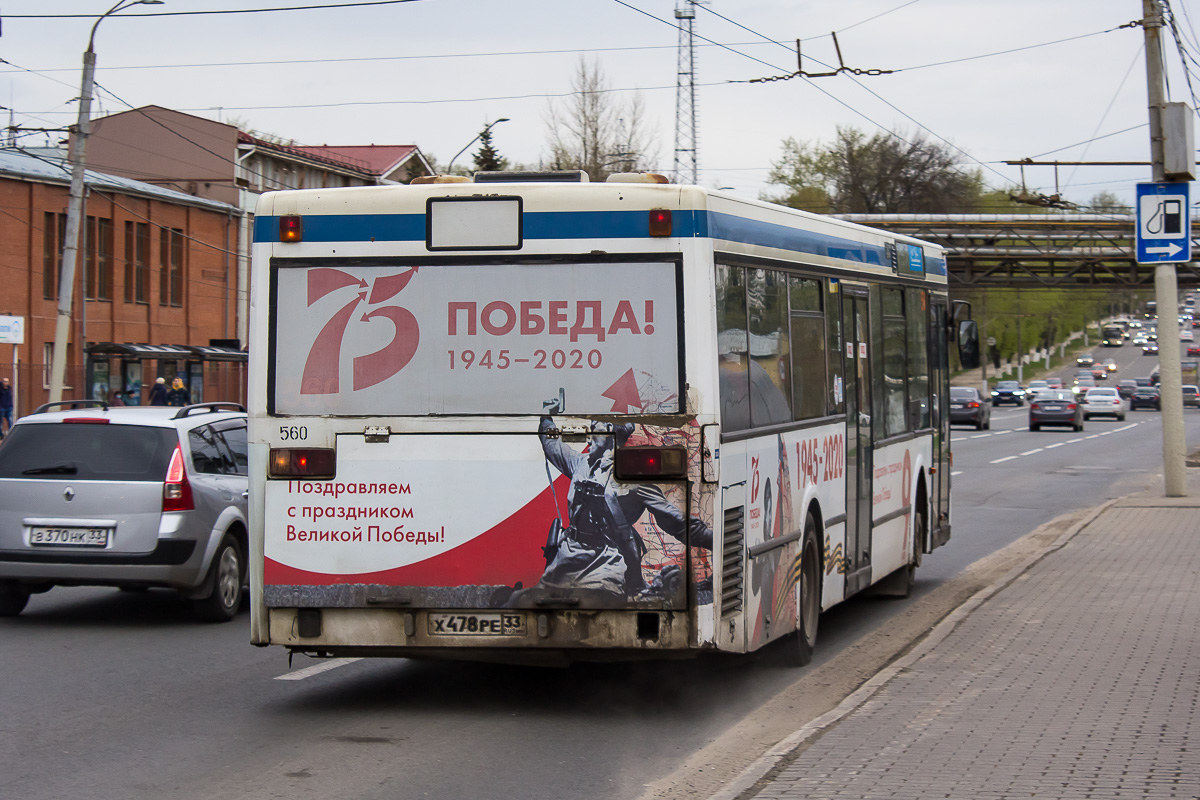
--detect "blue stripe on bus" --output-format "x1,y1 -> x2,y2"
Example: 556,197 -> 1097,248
255,210 -> 897,268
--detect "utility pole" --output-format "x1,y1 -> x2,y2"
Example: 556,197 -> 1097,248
49,0 -> 164,404
1144,0 -> 1187,496
673,0 -> 699,184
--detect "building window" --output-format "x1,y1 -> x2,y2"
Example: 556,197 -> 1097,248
86,216 -> 114,302
43,212 -> 66,300
42,341 -> 74,389
124,221 -> 149,303
159,227 -> 184,307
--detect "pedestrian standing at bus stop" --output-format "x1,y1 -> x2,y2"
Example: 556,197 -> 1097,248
166,377 -> 189,407
0,377 -> 12,439
148,377 -> 169,406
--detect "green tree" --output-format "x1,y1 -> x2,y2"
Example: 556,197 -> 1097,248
473,128 -> 509,173
1087,191 -> 1132,214
765,126 -> 985,213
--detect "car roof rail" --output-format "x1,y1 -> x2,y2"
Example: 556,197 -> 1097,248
32,399 -> 108,415
172,402 -> 247,420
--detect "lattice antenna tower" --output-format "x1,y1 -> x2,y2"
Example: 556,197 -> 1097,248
673,0 -> 700,185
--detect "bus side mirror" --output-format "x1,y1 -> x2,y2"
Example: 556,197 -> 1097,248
958,320 -> 981,369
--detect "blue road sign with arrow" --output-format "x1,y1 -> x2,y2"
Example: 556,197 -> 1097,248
1136,182 -> 1191,264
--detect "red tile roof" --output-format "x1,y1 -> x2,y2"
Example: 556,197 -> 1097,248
291,145 -> 419,177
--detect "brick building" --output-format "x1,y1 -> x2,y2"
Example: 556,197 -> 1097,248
0,149 -> 241,417
80,105 -> 433,346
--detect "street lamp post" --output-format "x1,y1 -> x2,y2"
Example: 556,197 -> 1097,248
444,118 -> 510,176
49,0 -> 163,404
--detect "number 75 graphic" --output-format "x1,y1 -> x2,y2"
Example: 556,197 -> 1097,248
300,267 -> 421,395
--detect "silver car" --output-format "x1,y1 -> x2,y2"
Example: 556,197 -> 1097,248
0,401 -> 248,621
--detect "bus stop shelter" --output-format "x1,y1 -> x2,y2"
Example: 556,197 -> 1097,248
84,342 -> 247,406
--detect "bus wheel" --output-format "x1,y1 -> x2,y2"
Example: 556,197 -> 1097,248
782,514 -> 821,667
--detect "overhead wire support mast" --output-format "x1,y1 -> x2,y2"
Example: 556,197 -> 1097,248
673,0 -> 699,186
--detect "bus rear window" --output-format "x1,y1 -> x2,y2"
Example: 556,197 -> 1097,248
271,260 -> 681,416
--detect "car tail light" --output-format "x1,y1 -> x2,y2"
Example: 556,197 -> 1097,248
270,448 -> 336,478
62,417 -> 110,424
968,401 -> 980,408
1030,403 -> 1040,410
1067,403 -> 1077,410
163,444 -> 194,512
614,446 -> 687,480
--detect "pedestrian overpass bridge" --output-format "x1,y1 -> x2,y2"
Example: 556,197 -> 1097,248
836,214 -> 1200,288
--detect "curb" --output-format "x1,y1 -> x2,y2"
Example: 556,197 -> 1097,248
707,497 -> 1120,800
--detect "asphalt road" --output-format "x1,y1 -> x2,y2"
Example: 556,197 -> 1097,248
3,341 -> 1195,800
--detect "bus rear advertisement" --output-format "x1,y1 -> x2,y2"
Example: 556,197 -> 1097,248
248,171 -> 978,666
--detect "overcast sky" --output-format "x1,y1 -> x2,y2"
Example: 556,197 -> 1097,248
1,0 -> 1195,209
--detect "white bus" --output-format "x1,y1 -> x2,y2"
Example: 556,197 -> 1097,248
247,172 -> 979,665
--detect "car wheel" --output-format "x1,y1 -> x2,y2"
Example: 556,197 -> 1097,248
1083,413 -> 1090,421
992,401 -> 998,407
778,513 -> 821,667
0,582 -> 31,617
1029,423 -> 1040,432
1119,414 -> 1126,421
192,533 -> 245,623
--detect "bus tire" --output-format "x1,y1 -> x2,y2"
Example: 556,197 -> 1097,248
781,514 -> 821,667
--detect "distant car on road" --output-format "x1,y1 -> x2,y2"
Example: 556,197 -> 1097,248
1028,389 -> 1084,432
1104,358 -> 1118,373
1184,385 -> 1200,408
1143,343 -> 1160,355
0,401 -> 249,620
991,380 -> 1026,406
1188,344 -> 1200,357
1116,379 -> 1138,399
1083,387 -> 1127,421
1045,377 -> 1064,389
1090,365 -> 1108,380
950,387 -> 991,430
1130,386 -> 1162,411
1076,354 -> 1096,367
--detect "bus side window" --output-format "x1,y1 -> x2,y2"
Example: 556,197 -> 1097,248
747,269 -> 792,427
789,275 -> 827,420
716,264 -> 751,432
907,289 -> 930,429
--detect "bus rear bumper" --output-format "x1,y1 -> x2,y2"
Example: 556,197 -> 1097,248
267,606 -> 697,660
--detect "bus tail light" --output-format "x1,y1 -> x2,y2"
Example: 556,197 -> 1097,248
280,215 -> 303,243
614,446 -> 687,480
163,444 -> 195,512
648,209 -> 672,237
270,448 -> 336,479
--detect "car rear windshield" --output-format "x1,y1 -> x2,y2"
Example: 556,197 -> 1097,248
0,423 -> 177,481
950,387 -> 976,398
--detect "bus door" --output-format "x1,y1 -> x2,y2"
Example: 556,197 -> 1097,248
929,299 -> 951,548
842,289 -> 873,596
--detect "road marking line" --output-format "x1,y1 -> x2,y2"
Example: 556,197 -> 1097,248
274,657 -> 362,681
990,455 -> 1019,464
1085,434 -> 1100,439
1045,442 -> 1065,449
1114,423 -> 1138,432
951,470 -> 964,476
970,433 -> 992,439
994,430 -> 1012,435
1020,448 -> 1043,456
1067,438 -> 1084,443
1099,430 -> 1113,436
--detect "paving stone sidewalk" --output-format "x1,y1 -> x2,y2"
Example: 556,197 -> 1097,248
748,482 -> 1200,800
